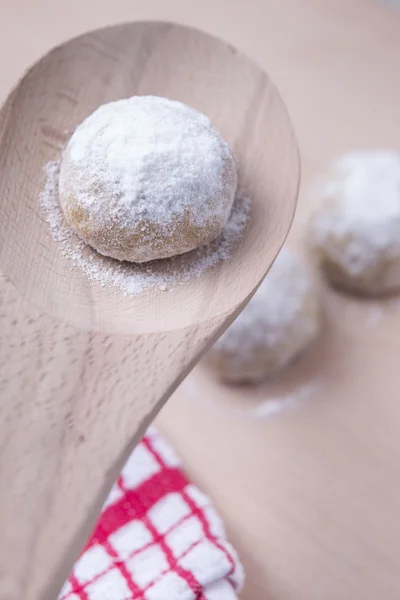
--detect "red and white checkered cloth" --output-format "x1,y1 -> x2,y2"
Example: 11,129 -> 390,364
59,428 -> 244,600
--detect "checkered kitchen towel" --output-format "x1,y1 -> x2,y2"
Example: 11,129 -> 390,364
59,428 -> 244,600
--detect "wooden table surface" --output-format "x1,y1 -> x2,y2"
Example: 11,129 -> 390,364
1,0 -> 400,599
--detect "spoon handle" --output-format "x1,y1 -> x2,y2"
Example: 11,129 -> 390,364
0,273 -> 227,600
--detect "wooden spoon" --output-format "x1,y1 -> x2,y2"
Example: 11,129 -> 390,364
0,21 -> 299,600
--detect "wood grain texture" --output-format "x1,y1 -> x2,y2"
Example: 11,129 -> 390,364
0,21 -> 299,600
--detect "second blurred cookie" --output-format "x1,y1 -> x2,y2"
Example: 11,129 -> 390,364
205,248 -> 321,384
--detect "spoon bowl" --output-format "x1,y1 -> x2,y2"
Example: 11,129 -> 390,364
0,21 -> 299,600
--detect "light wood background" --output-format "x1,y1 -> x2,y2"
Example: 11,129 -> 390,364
1,0 -> 400,599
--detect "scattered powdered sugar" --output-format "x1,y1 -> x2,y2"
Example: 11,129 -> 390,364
245,380 -> 319,419
310,150 -> 400,276
213,247 -> 318,361
59,96 -> 237,262
182,376 -> 319,421
41,159 -> 250,295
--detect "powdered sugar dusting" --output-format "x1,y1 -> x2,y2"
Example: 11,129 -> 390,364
59,96 -> 238,263
182,376 -> 319,421
41,160 -> 250,295
310,150 -> 400,276
245,381 -> 319,419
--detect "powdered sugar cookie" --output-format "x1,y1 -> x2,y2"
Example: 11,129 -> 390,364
206,248 -> 320,384
59,96 -> 237,263
308,150 -> 400,295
